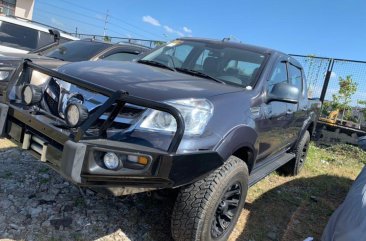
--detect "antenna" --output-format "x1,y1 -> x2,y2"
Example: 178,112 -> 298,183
103,10 -> 109,36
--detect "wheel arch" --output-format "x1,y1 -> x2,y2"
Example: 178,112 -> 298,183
214,125 -> 258,173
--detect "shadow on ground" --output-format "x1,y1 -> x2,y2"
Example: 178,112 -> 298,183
233,175 -> 353,241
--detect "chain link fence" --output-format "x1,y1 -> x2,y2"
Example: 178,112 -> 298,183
291,54 -> 366,145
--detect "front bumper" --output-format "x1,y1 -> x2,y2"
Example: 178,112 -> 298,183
1,103 -> 223,192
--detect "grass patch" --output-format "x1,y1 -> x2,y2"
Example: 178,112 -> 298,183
229,143 -> 364,241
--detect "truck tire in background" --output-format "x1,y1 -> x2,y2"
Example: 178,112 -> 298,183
358,136 -> 366,151
171,156 -> 248,241
279,130 -> 310,176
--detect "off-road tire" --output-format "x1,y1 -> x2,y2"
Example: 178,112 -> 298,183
171,156 -> 249,241
279,130 -> 310,176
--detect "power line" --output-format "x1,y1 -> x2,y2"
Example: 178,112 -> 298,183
37,1 -> 105,23
41,0 -> 165,39
37,10 -> 105,33
37,0 -> 157,39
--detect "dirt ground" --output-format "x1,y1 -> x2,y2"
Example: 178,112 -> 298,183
0,138 -> 363,241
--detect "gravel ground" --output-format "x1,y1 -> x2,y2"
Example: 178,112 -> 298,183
0,139 -> 174,241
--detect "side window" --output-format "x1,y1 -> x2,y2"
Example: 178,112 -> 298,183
102,52 -> 138,61
288,64 -> 303,92
268,62 -> 288,92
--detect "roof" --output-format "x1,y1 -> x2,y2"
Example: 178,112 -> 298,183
0,15 -> 78,40
177,37 -> 285,55
77,38 -> 150,50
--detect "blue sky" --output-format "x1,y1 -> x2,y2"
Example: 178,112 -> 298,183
33,0 -> 366,60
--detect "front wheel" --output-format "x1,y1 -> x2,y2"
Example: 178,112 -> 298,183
171,156 -> 249,241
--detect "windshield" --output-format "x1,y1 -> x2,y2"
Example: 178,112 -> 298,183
44,40 -> 110,62
0,20 -> 40,51
140,40 -> 266,87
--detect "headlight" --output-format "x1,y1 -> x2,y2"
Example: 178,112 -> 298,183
0,68 -> 15,81
103,152 -> 121,170
65,102 -> 89,127
139,98 -> 213,135
0,70 -> 10,81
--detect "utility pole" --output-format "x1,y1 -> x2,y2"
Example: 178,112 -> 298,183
103,10 -> 109,37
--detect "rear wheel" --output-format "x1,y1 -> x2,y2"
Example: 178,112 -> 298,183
279,130 -> 310,176
171,156 -> 249,241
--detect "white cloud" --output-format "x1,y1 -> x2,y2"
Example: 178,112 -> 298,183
183,26 -> 192,33
164,25 -> 173,33
164,25 -> 184,37
330,71 -> 337,79
51,17 -> 64,28
142,15 -> 160,26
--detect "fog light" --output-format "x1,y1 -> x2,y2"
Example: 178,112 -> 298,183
65,102 -> 88,127
22,84 -> 43,105
103,152 -> 121,170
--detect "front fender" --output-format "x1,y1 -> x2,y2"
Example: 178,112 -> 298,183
214,125 -> 258,171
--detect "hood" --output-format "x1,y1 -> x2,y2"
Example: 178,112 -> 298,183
0,52 -> 47,60
0,52 -> 68,69
57,61 -> 242,101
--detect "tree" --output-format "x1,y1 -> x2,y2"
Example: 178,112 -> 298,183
357,100 -> 366,124
103,35 -> 111,42
332,75 -> 358,123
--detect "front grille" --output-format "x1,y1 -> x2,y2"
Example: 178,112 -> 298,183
44,78 -> 61,116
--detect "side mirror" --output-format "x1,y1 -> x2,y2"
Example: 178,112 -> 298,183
267,82 -> 299,104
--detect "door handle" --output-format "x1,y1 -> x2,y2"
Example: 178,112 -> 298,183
286,110 -> 293,115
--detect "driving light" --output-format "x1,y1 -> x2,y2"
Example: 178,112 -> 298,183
22,85 -> 43,105
65,102 -> 88,127
139,98 -> 213,135
103,152 -> 121,170
0,70 -> 10,81
127,155 -> 149,165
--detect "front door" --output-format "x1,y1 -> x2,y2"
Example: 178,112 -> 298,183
256,59 -> 293,161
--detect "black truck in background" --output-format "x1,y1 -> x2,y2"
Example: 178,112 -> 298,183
1,38 -> 320,241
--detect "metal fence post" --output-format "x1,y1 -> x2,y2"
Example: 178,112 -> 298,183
319,59 -> 334,103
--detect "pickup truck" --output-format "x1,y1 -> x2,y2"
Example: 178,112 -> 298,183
1,38 -> 320,241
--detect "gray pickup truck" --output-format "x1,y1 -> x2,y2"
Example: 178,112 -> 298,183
1,38 -> 320,241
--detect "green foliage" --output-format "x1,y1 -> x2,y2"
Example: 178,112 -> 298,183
154,41 -> 165,47
103,35 -> 111,42
329,75 -> 358,121
358,100 -> 366,120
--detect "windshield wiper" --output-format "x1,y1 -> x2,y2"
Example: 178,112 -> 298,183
137,59 -> 176,72
175,68 -> 226,84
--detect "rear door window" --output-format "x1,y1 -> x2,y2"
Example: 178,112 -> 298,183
44,41 -> 110,62
0,20 -> 39,51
